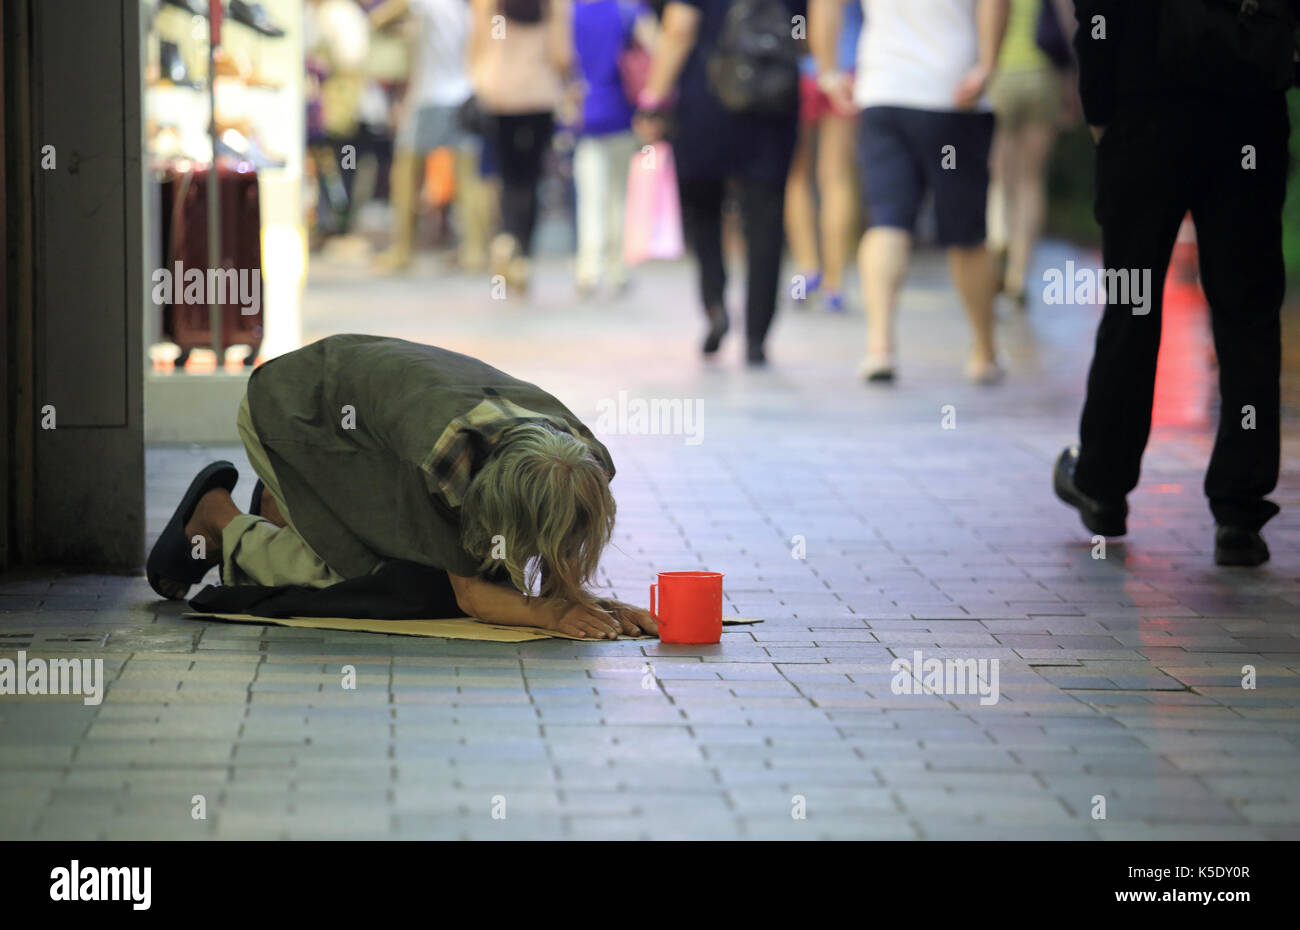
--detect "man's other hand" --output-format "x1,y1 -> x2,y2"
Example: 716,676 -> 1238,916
553,603 -> 623,639
595,598 -> 658,637
953,65 -> 993,109
817,70 -> 856,115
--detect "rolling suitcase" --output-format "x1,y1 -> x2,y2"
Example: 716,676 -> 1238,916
159,165 -> 265,363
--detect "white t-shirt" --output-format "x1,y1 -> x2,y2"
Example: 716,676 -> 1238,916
409,0 -> 473,108
854,0 -> 989,112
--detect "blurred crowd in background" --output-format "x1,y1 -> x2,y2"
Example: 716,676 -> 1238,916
301,0 -> 1300,371
306,0 -> 667,282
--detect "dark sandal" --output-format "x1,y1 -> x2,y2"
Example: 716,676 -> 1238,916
146,461 -> 239,599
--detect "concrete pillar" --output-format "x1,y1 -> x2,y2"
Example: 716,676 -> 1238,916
24,0 -> 145,570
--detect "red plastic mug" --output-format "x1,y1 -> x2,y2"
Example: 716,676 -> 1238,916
650,571 -> 723,644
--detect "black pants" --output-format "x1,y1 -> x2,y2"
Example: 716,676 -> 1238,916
1075,97 -> 1290,530
678,175 -> 786,352
491,111 -> 554,257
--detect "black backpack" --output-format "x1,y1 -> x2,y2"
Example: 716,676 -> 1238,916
500,0 -> 546,23
707,0 -> 801,114
1035,0 -> 1073,70
1158,0 -> 1299,96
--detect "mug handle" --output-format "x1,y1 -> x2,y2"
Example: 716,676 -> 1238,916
649,583 -> 658,620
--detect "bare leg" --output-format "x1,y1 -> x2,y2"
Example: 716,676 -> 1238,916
374,149 -> 422,273
817,113 -> 857,295
454,147 -> 490,271
184,488 -> 241,557
1005,122 -> 1056,299
987,126 -> 1013,259
784,121 -> 820,288
947,244 -> 999,373
860,227 -> 912,363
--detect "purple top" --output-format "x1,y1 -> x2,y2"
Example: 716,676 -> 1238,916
574,0 -> 646,136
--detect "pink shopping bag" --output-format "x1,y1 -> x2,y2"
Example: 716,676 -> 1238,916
623,142 -> 684,266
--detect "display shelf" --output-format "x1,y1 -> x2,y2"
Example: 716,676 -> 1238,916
142,0 -> 305,435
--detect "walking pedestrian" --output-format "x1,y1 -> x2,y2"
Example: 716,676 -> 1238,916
572,0 -> 659,297
986,0 -> 1076,309
635,0 -> 805,366
370,0 -> 484,273
471,0 -> 577,293
813,0 -> 1010,384
1055,0 -> 1299,566
786,0 -> 862,315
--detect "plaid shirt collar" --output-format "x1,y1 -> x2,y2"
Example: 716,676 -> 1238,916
420,391 -> 583,508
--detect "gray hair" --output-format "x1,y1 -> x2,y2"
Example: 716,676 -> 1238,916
460,421 -> 615,613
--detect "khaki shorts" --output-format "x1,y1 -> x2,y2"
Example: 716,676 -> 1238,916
990,69 -> 1062,131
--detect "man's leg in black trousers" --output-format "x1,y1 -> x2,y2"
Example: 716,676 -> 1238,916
678,176 -> 727,310
1074,117 -> 1188,506
738,176 -> 787,359
1191,99 -> 1289,531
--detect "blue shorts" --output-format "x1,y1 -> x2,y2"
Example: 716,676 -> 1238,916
397,104 -> 470,155
859,106 -> 995,248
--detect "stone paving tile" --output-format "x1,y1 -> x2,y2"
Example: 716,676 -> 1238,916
3,251 -> 1299,838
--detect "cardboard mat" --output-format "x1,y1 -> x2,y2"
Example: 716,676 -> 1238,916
184,612 -> 762,643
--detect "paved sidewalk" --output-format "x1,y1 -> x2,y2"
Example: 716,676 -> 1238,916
2,248 -> 1298,839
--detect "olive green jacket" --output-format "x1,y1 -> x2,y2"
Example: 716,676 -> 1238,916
246,334 -> 614,579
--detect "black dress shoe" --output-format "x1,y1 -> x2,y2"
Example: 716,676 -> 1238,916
1053,446 -> 1127,537
1214,526 -> 1270,566
746,344 -> 767,367
702,303 -> 729,355
227,0 -> 286,37
162,0 -> 209,16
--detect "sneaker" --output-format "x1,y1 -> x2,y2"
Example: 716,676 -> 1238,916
1053,446 -> 1127,537
794,270 -> 822,304
1214,526 -> 1270,566
822,291 -> 846,314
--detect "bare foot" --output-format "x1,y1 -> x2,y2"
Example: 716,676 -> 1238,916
156,576 -> 190,600
183,487 -> 233,556
260,492 -> 288,528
